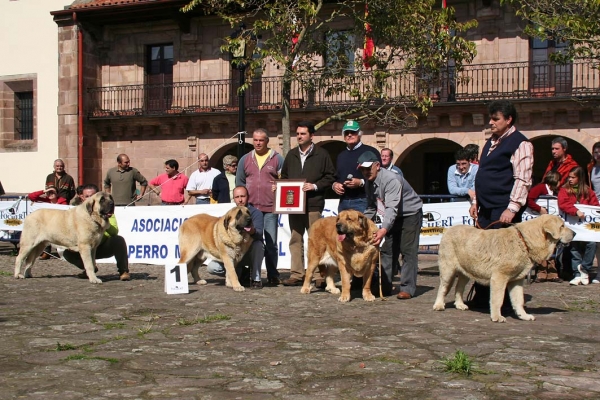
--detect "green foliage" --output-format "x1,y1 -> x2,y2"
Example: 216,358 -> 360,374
441,350 -> 474,376
198,314 -> 231,323
182,0 -> 478,142
103,322 -> 126,330
54,342 -> 77,351
64,354 -> 119,364
503,0 -> 600,63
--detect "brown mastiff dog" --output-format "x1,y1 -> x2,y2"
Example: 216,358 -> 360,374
14,192 -> 115,284
301,209 -> 379,302
178,206 -> 254,291
433,214 -> 574,322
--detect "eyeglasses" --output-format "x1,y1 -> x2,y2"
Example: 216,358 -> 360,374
343,131 -> 358,136
228,164 -> 238,167
199,159 -> 209,162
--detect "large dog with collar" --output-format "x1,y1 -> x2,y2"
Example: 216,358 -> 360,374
14,192 -> 115,284
300,209 -> 379,302
178,206 -> 254,292
433,214 -> 574,322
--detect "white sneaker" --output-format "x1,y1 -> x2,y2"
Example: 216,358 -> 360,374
577,265 -> 589,285
570,277 -> 582,285
591,279 -> 600,284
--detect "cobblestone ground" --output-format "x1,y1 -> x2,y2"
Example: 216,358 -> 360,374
0,248 -> 599,399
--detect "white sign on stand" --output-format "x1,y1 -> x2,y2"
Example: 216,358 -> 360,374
164,263 -> 189,294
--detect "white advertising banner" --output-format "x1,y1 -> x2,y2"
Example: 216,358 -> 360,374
4,198 -> 600,265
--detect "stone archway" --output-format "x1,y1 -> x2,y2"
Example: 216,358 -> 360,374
397,138 -> 463,195
209,142 -> 254,170
319,139 -> 346,168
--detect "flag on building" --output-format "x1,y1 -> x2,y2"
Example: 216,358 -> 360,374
363,4 -> 374,69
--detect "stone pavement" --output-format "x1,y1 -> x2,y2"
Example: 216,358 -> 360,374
0,250 -> 599,399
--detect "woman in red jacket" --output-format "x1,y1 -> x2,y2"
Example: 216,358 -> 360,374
558,166 -> 599,285
28,185 -> 68,205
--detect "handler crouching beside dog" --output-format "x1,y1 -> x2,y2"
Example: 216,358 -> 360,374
206,186 -> 265,289
63,184 -> 131,281
358,151 -> 423,299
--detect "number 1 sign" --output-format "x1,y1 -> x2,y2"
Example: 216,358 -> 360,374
164,263 -> 189,294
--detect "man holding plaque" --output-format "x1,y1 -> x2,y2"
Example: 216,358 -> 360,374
281,121 -> 336,286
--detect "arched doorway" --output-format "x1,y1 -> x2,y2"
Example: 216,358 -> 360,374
398,139 -> 462,195
209,142 -> 254,170
530,136 -> 591,185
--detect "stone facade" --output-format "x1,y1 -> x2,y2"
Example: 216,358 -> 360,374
53,0 -> 600,197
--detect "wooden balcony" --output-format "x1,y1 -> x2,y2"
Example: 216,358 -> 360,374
87,60 -> 600,119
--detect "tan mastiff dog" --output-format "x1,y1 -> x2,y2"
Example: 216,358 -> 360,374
14,192 -> 115,284
178,206 -> 254,291
301,209 -> 379,302
433,214 -> 574,322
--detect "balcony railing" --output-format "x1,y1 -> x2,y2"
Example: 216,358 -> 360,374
87,60 -> 600,118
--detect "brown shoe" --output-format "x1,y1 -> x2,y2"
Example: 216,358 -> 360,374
282,278 -> 303,286
119,272 -> 131,281
39,252 -> 51,260
314,278 -> 326,289
397,291 -> 412,300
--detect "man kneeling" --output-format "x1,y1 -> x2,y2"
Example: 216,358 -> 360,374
205,186 -> 265,289
63,184 -> 131,281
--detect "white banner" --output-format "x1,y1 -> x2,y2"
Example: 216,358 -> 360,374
5,198 -> 600,265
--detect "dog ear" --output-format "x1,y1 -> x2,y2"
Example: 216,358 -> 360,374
543,217 -> 562,240
223,215 -> 231,230
359,214 -> 369,232
86,199 -> 95,215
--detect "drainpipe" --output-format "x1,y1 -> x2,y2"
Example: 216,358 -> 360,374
73,12 -> 84,185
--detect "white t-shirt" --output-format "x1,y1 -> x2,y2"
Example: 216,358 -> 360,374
186,168 -> 221,199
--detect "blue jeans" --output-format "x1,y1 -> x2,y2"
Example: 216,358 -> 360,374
195,197 -> 210,205
570,241 -> 596,275
338,197 -> 367,213
262,212 -> 280,279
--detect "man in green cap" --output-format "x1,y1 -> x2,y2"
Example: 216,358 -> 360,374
332,120 -> 381,213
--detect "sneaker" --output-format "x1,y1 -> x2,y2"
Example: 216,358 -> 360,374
251,280 -> 263,290
591,279 -> 600,284
119,272 -> 131,281
577,265 -> 589,285
569,277 -> 582,286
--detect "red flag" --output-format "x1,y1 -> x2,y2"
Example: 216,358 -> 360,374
442,0 -> 447,7
363,4 -> 374,69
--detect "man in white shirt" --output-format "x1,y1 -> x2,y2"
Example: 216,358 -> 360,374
186,153 -> 221,204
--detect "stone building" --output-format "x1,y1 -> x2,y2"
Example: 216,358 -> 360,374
48,0 -> 600,198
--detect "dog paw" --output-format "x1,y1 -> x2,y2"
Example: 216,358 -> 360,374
362,292 -> 376,302
195,279 -> 207,285
16,274 -> 25,279
491,315 -> 506,323
337,295 -> 351,303
326,287 -> 341,295
232,285 -> 245,292
455,303 -> 469,311
88,277 -> 103,284
300,286 -> 311,294
432,303 -> 445,311
517,313 -> 535,321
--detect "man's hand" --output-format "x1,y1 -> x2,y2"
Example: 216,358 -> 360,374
576,210 -> 585,219
302,183 -> 314,192
540,207 -> 548,215
332,182 -> 345,195
468,189 -> 475,201
499,209 -> 515,224
344,178 -> 362,189
469,203 -> 478,219
372,227 -> 387,246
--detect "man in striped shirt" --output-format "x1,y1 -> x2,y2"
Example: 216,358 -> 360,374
468,100 -> 534,309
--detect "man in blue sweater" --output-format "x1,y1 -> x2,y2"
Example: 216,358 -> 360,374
332,120 -> 381,213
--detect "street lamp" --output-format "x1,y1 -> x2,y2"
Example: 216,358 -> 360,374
229,23 -> 256,160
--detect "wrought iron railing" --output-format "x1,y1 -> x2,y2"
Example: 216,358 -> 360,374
87,60 -> 600,118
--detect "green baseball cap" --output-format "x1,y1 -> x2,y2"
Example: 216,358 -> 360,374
342,120 -> 360,133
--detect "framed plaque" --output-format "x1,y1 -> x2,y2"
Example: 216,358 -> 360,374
273,180 -> 306,214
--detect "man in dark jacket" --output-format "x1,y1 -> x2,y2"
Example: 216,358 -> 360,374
281,121 -> 335,286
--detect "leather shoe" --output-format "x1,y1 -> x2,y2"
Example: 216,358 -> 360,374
251,280 -> 263,290
39,252 -> 51,260
267,277 -> 282,286
397,291 -> 412,300
314,278 -> 326,289
282,278 -> 303,286
119,272 -> 131,281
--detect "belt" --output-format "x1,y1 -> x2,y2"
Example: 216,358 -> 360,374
162,201 -> 184,205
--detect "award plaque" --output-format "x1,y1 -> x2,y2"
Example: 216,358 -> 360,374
273,180 -> 306,214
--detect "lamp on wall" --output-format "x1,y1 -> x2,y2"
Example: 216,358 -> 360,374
229,23 -> 256,160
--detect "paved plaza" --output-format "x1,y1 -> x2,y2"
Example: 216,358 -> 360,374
0,249 -> 599,399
